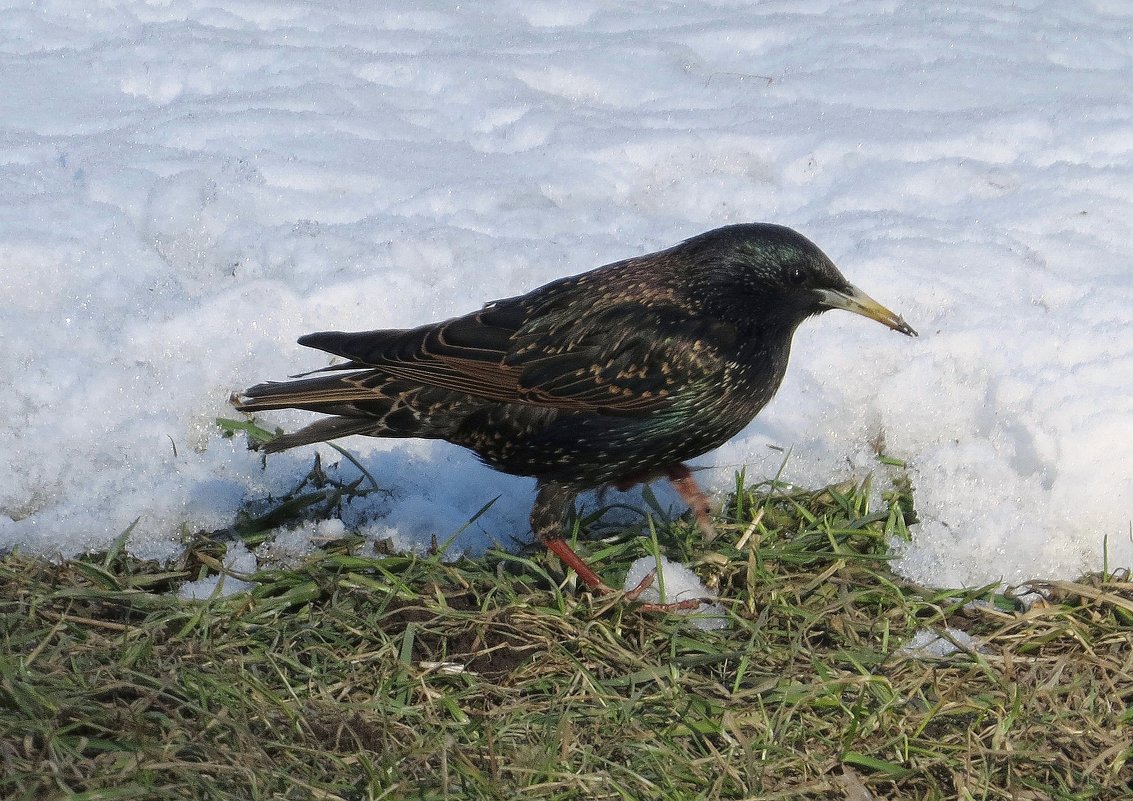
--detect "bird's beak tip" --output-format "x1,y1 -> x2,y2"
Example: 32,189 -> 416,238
888,313 -> 918,338
817,284 -> 918,338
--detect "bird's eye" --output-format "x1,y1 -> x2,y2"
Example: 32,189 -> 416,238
786,265 -> 808,286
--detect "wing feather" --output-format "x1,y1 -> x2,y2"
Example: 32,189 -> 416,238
295,298 -> 736,416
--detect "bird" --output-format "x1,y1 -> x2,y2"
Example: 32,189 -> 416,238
233,223 -> 916,604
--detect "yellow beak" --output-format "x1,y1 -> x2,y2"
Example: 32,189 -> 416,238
816,284 -> 918,337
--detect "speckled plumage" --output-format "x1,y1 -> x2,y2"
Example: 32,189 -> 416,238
235,223 -> 916,599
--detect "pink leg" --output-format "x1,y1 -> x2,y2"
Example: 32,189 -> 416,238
533,480 -> 706,611
664,463 -> 717,540
541,536 -> 615,593
606,464 -> 716,538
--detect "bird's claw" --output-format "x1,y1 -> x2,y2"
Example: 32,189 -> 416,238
621,569 -> 712,612
623,569 -> 657,601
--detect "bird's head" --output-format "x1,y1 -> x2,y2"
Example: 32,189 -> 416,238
687,223 -> 917,337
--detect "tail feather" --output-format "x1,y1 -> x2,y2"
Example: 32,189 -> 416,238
259,416 -> 379,453
234,374 -> 376,412
232,369 -> 489,450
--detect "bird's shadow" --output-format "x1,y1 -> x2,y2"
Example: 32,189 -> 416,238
228,434 -> 708,565
229,439 -> 531,557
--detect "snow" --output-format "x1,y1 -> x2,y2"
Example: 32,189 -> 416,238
2,2 -> 1132,590
898,627 -> 985,660
178,540 -> 257,601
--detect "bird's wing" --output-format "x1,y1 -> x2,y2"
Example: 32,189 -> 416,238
298,301 -> 737,415
506,303 -> 737,413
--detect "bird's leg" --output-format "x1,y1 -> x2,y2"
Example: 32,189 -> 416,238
664,463 -> 717,541
532,480 -> 616,593
532,480 -> 707,612
607,465 -> 717,540
610,468 -> 664,492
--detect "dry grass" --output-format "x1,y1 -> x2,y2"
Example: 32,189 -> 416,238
2,471 -> 1131,800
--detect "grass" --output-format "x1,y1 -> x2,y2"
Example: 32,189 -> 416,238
2,464 -> 1132,800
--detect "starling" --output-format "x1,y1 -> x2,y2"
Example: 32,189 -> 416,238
234,224 -> 916,601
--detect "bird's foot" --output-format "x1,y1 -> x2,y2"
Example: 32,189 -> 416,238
535,480 -> 709,613
542,537 -> 707,611
622,570 -> 708,612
